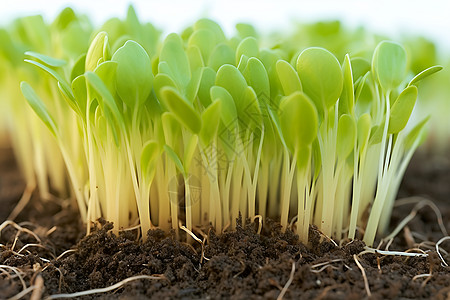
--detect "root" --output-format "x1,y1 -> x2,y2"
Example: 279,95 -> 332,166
7,184 -> 35,221
360,246 -> 428,258
251,215 -> 263,235
436,236 -> 450,267
44,274 -> 166,299
0,220 -> 42,243
353,254 -> 371,298
277,261 -> 295,300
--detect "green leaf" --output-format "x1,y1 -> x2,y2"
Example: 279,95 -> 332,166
85,31 -> 109,72
194,18 -> 226,43
279,92 -> 318,152
20,82 -> 58,137
70,54 -> 86,82
408,65 -> 443,87
187,45 -> 204,71
388,86 -> 418,134
236,23 -> 258,39
164,145 -> 185,175
200,100 -> 222,146
85,71 -> 125,131
112,40 -> 153,107
153,73 -> 177,106
188,29 -> 215,63
184,135 -> 199,172
94,61 -> 118,98
160,33 -> 191,90
296,47 -> 343,116
197,67 -> 216,107
336,114 -> 356,160
215,64 -> 248,114
210,86 -> 237,130
372,41 -> 406,92
160,87 -> 202,133
236,37 -> 259,64
185,67 -> 204,103
208,43 -> 235,71
350,57 -> 370,82
25,51 -> 66,67
357,113 -> 371,154
339,54 -> 354,115
71,75 -> 87,117
404,117 -> 429,150
276,60 -> 302,95
141,140 -> 160,179
243,57 -> 270,102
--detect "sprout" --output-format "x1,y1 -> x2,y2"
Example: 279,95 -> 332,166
1,8 -> 442,247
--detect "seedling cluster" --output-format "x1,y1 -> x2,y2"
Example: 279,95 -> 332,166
0,7 -> 442,246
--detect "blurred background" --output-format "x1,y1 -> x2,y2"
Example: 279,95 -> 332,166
1,0 -> 449,51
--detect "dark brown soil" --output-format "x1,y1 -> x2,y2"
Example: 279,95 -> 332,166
1,147 -> 449,299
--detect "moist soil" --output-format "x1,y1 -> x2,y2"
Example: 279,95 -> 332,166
0,147 -> 449,299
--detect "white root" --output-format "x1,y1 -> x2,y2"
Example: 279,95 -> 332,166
277,261 -> 295,300
436,236 -> 450,267
353,254 -> 371,298
45,275 -> 166,299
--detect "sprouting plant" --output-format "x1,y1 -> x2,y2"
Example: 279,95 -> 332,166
3,7 -> 442,247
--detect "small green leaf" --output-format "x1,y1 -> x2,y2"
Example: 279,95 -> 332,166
336,114 -> 356,160
154,73 -> 177,106
160,87 -> 202,133
279,91 -> 318,152
372,41 -> 407,92
357,113 -> 371,154
25,51 -> 66,67
188,29 -> 215,63
215,64 -> 248,114
164,145 -> 185,175
71,75 -> 87,117
408,65 -> 443,87
296,47 -> 343,116
388,86 -> 418,134
85,31 -> 109,72
85,71 -> 124,131
160,33 -> 191,90
184,135 -> 199,172
194,18 -> 226,43
94,61 -> 118,98
208,43 -> 235,71
200,100 -> 222,146
112,40 -> 153,107
350,57 -> 370,82
236,37 -> 259,64
243,57 -> 270,102
210,86 -> 237,129
187,45 -> 204,71
141,140 -> 160,179
236,23 -> 258,39
404,117 -> 429,150
70,54 -> 86,82
197,67 -> 216,107
185,67 -> 204,103
339,54 -> 354,115
276,60 -> 302,95
20,82 -> 58,137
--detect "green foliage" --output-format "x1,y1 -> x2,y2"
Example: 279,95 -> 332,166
1,8 -> 442,247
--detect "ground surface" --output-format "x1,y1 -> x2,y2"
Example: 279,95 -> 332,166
0,147 -> 449,299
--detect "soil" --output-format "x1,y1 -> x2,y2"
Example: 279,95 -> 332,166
0,147 -> 449,299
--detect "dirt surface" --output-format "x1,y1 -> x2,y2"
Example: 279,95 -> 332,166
1,148 -> 449,299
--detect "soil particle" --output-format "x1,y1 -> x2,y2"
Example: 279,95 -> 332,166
1,149 -> 449,299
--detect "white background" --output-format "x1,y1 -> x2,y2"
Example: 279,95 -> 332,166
0,0 -> 449,51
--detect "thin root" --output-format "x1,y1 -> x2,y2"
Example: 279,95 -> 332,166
277,261 -> 295,300
436,236 -> 450,267
353,254 -> 371,298
44,274 -> 166,299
